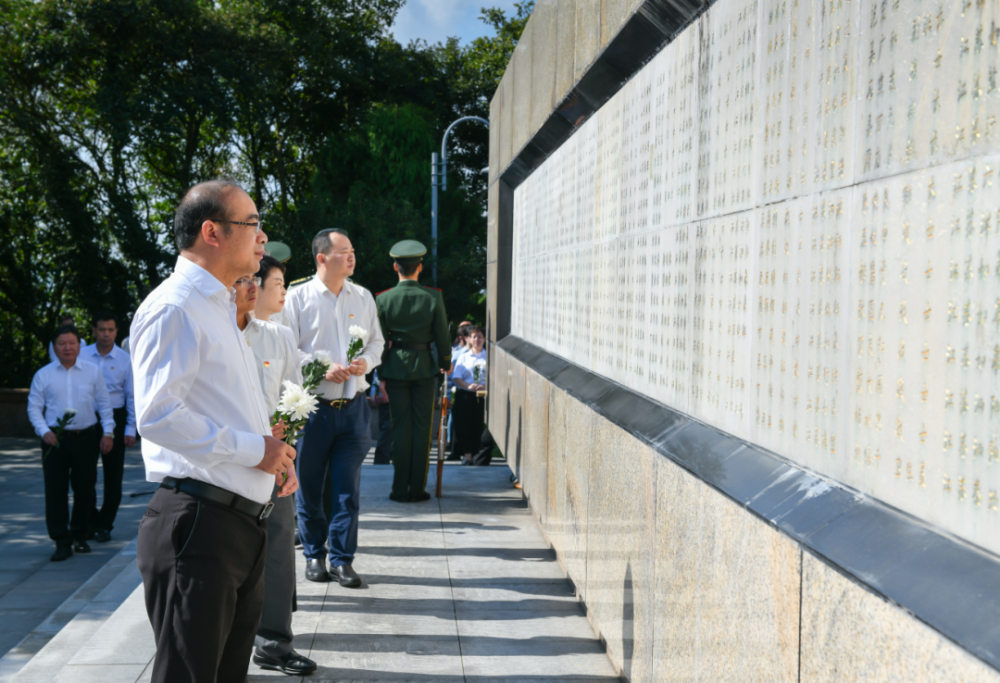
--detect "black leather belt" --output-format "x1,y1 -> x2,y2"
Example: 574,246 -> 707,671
160,476 -> 273,520
322,394 -> 361,409
54,425 -> 98,435
391,341 -> 431,351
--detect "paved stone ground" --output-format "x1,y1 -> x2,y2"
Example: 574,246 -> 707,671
0,437 -> 151,677
9,459 -> 619,683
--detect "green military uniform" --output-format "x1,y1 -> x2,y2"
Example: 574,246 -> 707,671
376,241 -> 451,501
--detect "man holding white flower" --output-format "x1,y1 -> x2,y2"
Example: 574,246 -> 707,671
284,228 -> 384,587
28,325 -> 115,562
233,256 -> 318,677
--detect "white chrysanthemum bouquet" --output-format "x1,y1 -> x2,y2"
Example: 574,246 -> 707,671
271,351 -> 332,446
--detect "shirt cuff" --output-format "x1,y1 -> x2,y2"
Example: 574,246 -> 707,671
230,432 -> 266,468
124,426 -> 137,438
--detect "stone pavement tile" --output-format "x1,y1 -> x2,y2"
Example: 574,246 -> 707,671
66,589 -> 154,666
458,611 -> 619,680
315,611 -> 458,637
451,584 -> 582,612
50,663 -> 146,683
446,556 -> 569,584
302,634 -> 464,681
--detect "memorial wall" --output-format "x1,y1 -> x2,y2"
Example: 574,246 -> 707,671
510,0 -> 1000,556
487,0 -> 1000,679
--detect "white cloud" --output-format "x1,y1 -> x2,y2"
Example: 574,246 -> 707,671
390,0 -> 525,47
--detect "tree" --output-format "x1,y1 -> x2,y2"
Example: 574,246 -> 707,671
0,0 -> 532,386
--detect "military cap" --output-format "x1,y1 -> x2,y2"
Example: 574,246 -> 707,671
390,240 -> 426,265
266,241 -> 292,263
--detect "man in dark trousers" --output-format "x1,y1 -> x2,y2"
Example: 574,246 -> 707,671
131,179 -> 299,683
28,325 -> 115,561
376,240 -> 452,502
79,312 -> 136,543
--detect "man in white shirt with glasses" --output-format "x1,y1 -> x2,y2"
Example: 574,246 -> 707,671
284,228 -> 384,587
130,179 -> 298,683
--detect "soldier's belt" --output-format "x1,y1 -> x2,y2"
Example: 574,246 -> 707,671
391,342 -> 431,351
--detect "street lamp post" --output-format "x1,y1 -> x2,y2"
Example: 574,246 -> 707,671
431,116 -> 489,286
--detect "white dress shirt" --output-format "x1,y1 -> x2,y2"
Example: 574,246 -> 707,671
452,349 -> 487,391
242,313 -> 301,414
269,308 -> 290,328
79,344 -> 137,437
284,276 -> 384,401
131,256 -> 274,504
27,360 -> 116,437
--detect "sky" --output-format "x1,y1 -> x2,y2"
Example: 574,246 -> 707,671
390,0 -> 526,46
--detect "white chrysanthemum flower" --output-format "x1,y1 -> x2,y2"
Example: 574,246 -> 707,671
348,325 -> 368,343
277,381 -> 319,422
65,409 -> 78,416
313,350 -> 333,370
473,359 -> 487,370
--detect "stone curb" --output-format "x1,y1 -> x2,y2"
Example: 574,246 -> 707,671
0,538 -> 141,683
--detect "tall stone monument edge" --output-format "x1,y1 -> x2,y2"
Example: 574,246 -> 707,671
486,0 -> 1000,680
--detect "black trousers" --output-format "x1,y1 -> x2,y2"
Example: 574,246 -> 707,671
137,486 -> 267,683
452,390 -> 485,456
92,406 -> 127,531
474,428 -> 496,466
372,402 -> 394,464
41,426 -> 100,543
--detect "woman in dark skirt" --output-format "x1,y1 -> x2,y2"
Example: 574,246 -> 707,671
450,326 -> 487,465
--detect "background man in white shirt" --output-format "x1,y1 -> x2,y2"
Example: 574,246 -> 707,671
284,228 -> 385,587
28,325 -> 114,562
130,179 -> 298,683
234,257 -> 318,677
79,311 -> 136,543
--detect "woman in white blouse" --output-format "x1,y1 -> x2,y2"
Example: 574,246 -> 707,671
450,326 -> 487,465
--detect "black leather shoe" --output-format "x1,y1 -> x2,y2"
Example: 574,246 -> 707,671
329,563 -> 362,587
389,492 -> 408,502
50,543 -> 72,562
305,558 -> 330,582
410,491 -> 431,502
72,540 -> 91,553
253,650 -> 318,676
94,528 -> 112,543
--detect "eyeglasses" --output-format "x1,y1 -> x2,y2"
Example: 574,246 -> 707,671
234,276 -> 262,288
213,219 -> 263,234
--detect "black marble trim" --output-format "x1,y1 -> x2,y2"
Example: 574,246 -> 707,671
496,335 -> 1000,673
499,0 -> 714,191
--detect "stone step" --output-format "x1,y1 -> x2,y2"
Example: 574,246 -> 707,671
1,540 -> 143,683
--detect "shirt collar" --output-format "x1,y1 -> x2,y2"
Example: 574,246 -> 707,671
397,279 -> 420,288
55,360 -> 85,372
311,274 -> 354,298
84,343 -> 122,360
175,255 -> 230,300
243,311 -> 263,330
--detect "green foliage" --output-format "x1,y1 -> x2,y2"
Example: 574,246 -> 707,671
0,0 -> 532,386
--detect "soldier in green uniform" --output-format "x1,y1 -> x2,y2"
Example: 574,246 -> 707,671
376,240 -> 451,502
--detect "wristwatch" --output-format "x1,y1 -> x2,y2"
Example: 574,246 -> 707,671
103,433 -> 114,438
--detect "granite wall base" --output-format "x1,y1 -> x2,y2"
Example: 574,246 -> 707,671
488,352 -> 1000,682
